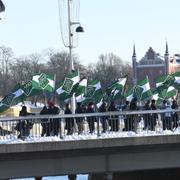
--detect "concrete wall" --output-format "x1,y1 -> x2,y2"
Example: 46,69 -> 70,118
1,135 -> 180,179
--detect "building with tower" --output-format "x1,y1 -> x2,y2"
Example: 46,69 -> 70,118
132,42 -> 180,88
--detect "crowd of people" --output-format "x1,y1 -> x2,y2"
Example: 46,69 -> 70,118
15,98 -> 179,139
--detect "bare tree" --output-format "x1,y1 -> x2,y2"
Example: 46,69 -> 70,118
0,46 -> 14,95
87,53 -> 132,88
46,51 -> 86,82
9,54 -> 45,84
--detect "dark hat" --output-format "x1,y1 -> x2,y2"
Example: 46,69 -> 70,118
88,102 -> 94,106
48,102 -> 54,107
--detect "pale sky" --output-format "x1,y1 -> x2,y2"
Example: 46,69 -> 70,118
1,0 -> 180,65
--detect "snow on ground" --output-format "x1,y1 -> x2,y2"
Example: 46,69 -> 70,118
1,127 -> 180,144
12,101 -> 45,109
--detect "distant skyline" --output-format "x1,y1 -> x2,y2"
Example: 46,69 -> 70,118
1,0 -> 180,65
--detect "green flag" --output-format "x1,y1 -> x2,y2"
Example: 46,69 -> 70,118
56,70 -> 80,103
32,73 -> 55,92
134,76 -> 151,101
156,74 -> 175,89
1,93 -> 15,107
56,81 -> 71,102
1,84 -> 24,107
124,86 -> 134,102
62,70 -> 79,93
108,77 -> 127,100
151,89 -> 164,105
84,80 -> 103,107
172,71 -> 180,85
75,78 -> 87,103
10,84 -> 25,106
166,86 -> 177,99
0,103 -> 9,113
21,81 -> 42,97
152,86 -> 177,105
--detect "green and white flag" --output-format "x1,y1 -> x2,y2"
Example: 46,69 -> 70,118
75,78 -> 87,103
0,103 -> 9,113
85,80 -> 101,98
1,84 -> 24,107
84,80 -> 103,108
166,86 -> 177,99
61,70 -> 79,94
108,77 -> 127,100
125,87 -> 134,102
134,76 -> 151,101
22,81 -> 42,97
151,86 -> 177,105
156,74 -> 175,89
151,89 -> 164,105
1,93 -> 15,107
56,81 -> 71,102
11,84 -> 25,106
32,73 -> 55,92
172,71 -> 180,84
56,70 -> 80,102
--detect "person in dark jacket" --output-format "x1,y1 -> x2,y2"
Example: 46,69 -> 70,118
15,106 -> 34,139
86,102 -> 96,134
99,102 -> 108,133
126,98 -> 138,132
52,106 -> 60,136
161,100 -> 167,131
108,101 -> 119,131
75,103 -> 85,134
46,102 -> 55,136
171,99 -> 179,129
143,100 -> 151,130
122,101 -> 130,131
40,106 -> 49,137
150,99 -> 157,131
164,101 -> 172,130
65,103 -> 74,135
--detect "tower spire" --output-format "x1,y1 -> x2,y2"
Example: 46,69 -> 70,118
165,40 -> 170,75
133,43 -> 136,57
132,43 -> 137,85
165,40 -> 169,55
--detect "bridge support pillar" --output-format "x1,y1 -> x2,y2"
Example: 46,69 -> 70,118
68,174 -> 77,180
35,177 -> 42,180
104,173 -> 113,180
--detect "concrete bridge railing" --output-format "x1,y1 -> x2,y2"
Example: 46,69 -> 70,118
0,109 -> 179,142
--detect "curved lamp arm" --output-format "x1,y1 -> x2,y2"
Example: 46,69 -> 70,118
0,0 -> 5,13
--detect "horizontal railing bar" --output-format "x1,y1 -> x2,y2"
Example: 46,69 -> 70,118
0,109 -> 179,122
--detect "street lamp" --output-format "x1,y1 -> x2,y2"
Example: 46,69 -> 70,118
75,25 -> 84,33
67,0 -> 84,113
67,0 -> 84,71
68,22 -> 84,71
58,0 -> 84,112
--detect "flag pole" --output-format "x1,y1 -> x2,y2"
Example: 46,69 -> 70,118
53,74 -> 56,104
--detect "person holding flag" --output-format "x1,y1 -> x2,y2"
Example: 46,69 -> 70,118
75,102 -> 85,134
99,102 -> 108,133
86,102 -> 96,134
150,99 -> 158,131
108,101 -> 119,132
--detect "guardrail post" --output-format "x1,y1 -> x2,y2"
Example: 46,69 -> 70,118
97,117 -> 100,137
59,119 -> 63,139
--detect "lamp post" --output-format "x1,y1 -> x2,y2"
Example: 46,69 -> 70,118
67,0 -> 84,113
67,0 -> 84,71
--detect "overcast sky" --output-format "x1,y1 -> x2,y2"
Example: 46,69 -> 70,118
1,0 -> 180,65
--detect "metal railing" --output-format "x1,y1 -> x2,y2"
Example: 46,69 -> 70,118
0,109 -> 179,143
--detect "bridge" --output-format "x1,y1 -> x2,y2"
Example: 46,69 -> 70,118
0,109 -> 180,179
